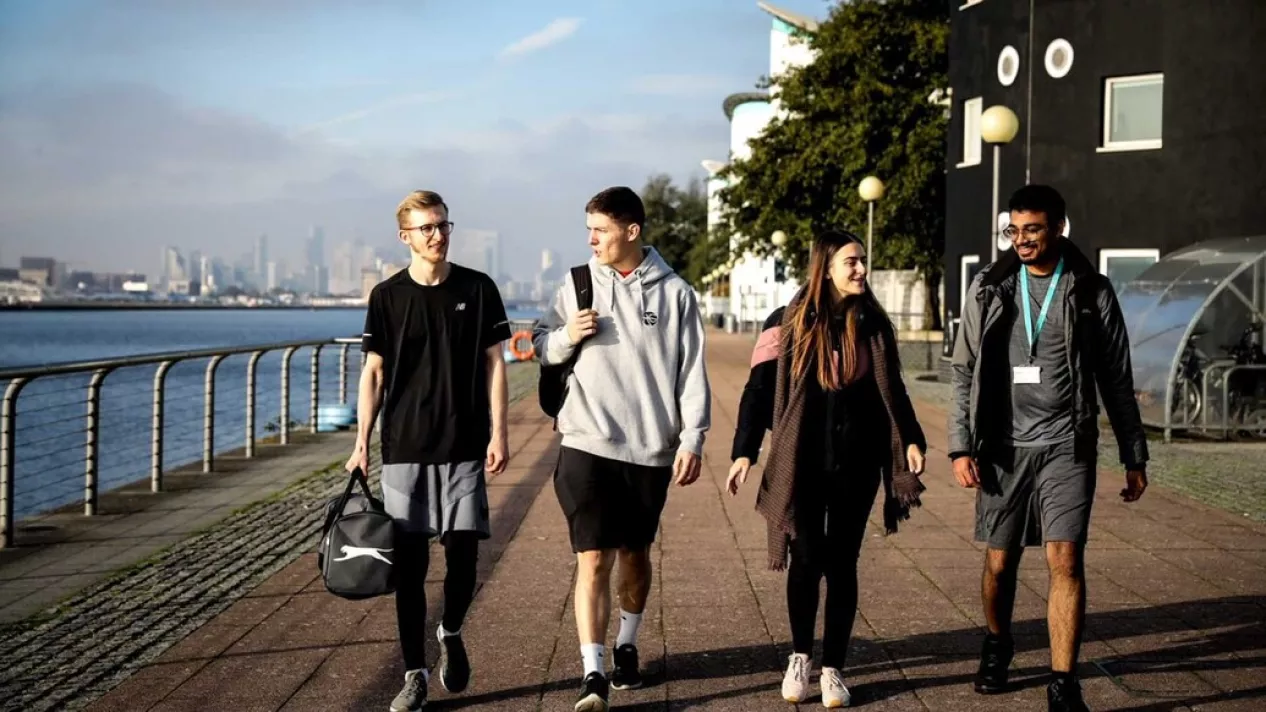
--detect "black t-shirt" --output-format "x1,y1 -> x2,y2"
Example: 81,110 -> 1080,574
361,265 -> 511,464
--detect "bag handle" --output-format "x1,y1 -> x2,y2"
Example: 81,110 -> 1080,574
321,467 -> 373,534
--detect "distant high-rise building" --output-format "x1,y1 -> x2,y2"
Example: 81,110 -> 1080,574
457,229 -> 501,280
361,268 -> 381,300
312,265 -> 329,295
307,226 -> 326,270
266,261 -> 278,292
541,249 -> 556,273
254,234 -> 269,284
162,247 -> 188,293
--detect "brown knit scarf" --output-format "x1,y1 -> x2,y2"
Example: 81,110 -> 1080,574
754,298 -> 926,570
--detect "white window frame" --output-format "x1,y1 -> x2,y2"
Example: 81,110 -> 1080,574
960,254 -> 981,309
1099,248 -> 1160,276
1099,73 -> 1163,152
958,97 -> 982,167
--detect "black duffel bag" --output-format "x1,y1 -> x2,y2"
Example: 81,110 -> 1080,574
317,467 -> 396,600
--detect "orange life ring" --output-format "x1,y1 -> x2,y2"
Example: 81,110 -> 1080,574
509,330 -> 535,361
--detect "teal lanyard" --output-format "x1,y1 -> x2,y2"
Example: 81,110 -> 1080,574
1020,257 -> 1065,363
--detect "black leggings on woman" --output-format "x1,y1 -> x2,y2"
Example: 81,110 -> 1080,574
787,465 -> 882,669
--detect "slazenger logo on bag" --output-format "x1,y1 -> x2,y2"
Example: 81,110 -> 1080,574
333,545 -> 394,564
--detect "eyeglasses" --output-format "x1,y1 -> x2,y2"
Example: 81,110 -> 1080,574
404,221 -> 455,237
1002,224 -> 1047,240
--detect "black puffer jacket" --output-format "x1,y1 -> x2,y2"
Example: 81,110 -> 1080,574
948,239 -> 1149,468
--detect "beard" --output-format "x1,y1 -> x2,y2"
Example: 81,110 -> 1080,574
412,241 -> 448,263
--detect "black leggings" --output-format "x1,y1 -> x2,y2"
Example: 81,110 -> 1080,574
786,466 -> 881,669
395,529 -> 480,670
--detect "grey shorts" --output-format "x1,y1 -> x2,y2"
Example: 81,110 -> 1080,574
974,440 -> 1096,549
380,461 -> 491,540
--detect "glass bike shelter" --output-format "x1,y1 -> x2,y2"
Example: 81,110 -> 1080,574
1119,236 -> 1266,441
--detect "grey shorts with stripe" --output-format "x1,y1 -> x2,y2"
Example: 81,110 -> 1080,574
380,461 -> 491,539
974,439 -> 1096,549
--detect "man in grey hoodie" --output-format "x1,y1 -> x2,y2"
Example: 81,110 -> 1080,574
533,186 -> 711,712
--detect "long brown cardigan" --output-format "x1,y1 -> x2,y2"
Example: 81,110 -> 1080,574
754,296 -> 926,570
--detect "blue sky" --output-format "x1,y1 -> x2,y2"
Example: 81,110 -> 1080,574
0,0 -> 829,280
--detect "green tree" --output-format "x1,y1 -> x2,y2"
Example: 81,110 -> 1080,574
717,0 -> 949,325
683,225 -> 733,289
639,174 -> 708,278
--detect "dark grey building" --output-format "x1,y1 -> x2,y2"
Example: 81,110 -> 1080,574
943,0 -> 1266,320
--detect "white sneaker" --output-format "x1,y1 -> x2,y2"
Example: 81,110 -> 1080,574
782,653 -> 812,703
820,667 -> 851,708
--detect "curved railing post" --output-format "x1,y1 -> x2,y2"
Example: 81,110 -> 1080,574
280,346 -> 299,445
203,355 -> 226,473
85,368 -> 114,515
245,350 -> 265,458
2,377 -> 31,548
151,361 -> 175,493
310,345 -> 323,434
338,343 -> 350,405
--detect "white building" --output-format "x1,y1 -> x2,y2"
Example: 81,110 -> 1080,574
701,2 -> 818,328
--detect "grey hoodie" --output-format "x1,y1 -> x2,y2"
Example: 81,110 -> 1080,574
532,247 -> 711,467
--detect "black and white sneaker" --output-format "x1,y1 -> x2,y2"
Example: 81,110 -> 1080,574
437,628 -> 470,693
574,671 -> 610,712
389,669 -> 427,711
610,644 -> 643,690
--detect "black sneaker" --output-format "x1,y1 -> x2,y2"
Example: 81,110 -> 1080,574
610,644 -> 644,690
437,629 -> 470,693
574,671 -> 610,712
973,633 -> 1013,694
1048,676 -> 1090,712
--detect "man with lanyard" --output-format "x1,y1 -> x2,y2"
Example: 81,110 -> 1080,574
948,185 -> 1149,712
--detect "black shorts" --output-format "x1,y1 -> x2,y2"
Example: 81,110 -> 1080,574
553,446 -> 673,553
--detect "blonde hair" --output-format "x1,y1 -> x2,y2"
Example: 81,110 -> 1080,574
395,190 -> 448,229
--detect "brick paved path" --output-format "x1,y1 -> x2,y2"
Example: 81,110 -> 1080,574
86,333 -> 1266,711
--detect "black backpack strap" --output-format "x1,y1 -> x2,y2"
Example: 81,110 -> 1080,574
571,265 -> 593,311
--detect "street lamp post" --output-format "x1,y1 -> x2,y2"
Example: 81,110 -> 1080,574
858,176 -> 885,265
981,105 -> 1020,263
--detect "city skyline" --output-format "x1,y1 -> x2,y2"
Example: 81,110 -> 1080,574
0,1 -> 824,281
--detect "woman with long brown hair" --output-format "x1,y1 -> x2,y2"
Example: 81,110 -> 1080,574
727,229 -> 927,708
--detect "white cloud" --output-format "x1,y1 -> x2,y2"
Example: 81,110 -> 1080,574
498,18 -> 582,60
0,83 -> 724,279
628,74 -> 736,96
297,91 -> 457,133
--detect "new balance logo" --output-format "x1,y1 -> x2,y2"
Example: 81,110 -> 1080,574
333,545 -> 394,564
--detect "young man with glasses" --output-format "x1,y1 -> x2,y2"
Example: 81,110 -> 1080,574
347,190 -> 511,711
948,185 -> 1149,712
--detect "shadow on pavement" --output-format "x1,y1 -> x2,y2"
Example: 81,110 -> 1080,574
384,594 -> 1264,710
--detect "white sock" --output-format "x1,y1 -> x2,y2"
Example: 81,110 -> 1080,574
615,609 -> 643,648
406,668 -> 430,683
437,624 -> 460,638
581,644 -> 605,677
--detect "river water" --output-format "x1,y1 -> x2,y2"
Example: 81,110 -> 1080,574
0,308 -> 540,520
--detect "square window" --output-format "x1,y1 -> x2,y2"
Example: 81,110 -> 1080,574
1102,74 -> 1163,151
1099,248 -> 1159,291
959,97 -> 982,167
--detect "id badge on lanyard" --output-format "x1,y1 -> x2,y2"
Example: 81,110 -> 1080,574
1012,258 -> 1064,386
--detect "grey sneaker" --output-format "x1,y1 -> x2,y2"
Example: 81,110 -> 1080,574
390,669 -> 427,711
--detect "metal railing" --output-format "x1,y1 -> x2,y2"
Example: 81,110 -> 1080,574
0,338 -> 364,548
